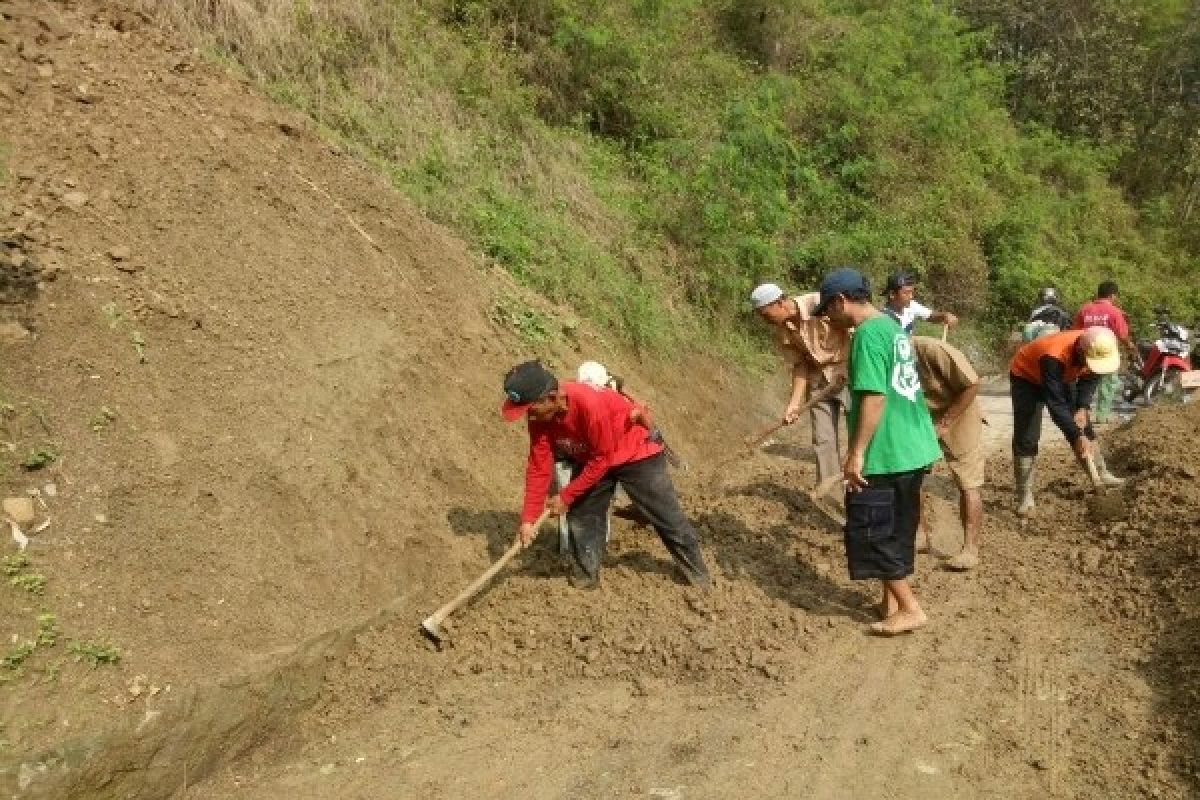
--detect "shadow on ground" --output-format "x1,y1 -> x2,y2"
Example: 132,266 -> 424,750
700,480 -> 872,621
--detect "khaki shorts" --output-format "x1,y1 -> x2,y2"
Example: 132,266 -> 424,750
943,443 -> 985,491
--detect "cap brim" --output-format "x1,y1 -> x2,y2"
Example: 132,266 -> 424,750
501,399 -> 532,421
1085,352 -> 1121,376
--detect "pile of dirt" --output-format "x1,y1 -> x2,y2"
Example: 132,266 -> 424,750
306,450 -> 856,732
1106,403 -> 1200,787
0,0 -> 763,773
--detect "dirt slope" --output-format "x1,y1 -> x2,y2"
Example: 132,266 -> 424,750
2,2 -> 1199,799
0,0 -> 755,770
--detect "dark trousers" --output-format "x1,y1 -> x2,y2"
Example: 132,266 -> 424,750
843,469 -> 925,580
567,452 -> 709,583
1010,375 -> 1095,457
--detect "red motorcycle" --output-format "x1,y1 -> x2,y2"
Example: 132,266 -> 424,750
1122,313 -> 1196,405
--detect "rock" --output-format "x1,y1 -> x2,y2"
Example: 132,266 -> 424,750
109,246 -> 131,261
0,320 -> 31,343
42,483 -> 57,498
35,65 -> 54,79
62,191 -> 88,209
2,497 -> 36,526
73,84 -> 98,104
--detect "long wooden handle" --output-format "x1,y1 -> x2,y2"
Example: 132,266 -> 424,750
426,510 -> 551,627
744,379 -> 847,450
941,323 -> 949,342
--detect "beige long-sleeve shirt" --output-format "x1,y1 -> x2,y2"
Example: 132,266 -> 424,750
776,293 -> 851,388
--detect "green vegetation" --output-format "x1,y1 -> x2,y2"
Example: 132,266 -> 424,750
4,553 -> 45,594
68,641 -> 121,667
488,296 -> 555,344
157,0 -> 1199,357
0,565 -> 118,681
21,445 -> 57,471
90,406 -> 118,433
10,573 -> 46,595
100,302 -> 127,329
36,614 -> 59,648
1,553 -> 30,576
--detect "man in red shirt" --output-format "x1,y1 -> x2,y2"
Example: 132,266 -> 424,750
501,360 -> 711,591
1073,281 -> 1132,423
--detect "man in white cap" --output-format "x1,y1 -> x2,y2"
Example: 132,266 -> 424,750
751,282 -> 851,484
1008,326 -> 1125,516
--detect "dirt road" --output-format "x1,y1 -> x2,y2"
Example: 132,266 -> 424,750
182,395 -> 1187,800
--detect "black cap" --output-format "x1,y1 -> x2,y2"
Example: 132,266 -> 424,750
882,270 -> 917,295
501,361 -> 558,421
813,268 -> 872,316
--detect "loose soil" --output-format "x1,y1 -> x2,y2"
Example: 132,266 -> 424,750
1,2 -> 1198,798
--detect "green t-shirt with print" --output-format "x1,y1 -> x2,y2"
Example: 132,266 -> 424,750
847,314 -> 941,476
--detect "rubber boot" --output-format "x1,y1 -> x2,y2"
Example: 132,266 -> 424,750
1015,456 -> 1036,517
1091,452 -> 1126,488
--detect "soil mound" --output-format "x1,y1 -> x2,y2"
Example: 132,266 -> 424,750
0,0 -> 755,775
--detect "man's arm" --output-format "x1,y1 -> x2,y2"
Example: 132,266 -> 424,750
784,363 -> 810,423
516,428 -> 556,546
928,310 -> 958,326
845,392 -> 885,489
520,429 -> 555,523
935,382 -> 978,438
1039,356 -> 1090,456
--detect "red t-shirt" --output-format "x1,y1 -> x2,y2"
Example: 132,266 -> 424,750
1074,298 -> 1129,340
520,382 -> 662,523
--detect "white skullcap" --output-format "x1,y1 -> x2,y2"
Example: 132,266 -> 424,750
750,283 -> 785,309
576,361 -> 611,388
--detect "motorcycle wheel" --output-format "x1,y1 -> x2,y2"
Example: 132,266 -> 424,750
1144,367 -> 1185,404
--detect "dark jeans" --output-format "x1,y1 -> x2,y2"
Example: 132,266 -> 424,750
843,469 -> 925,581
1010,375 -> 1095,457
567,452 -> 709,584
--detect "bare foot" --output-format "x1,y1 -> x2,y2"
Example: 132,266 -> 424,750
869,609 -> 928,636
945,547 -> 980,572
874,602 -> 898,620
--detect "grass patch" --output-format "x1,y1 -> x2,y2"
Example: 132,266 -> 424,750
20,445 -> 57,471
68,641 -> 121,667
148,0 -> 1199,364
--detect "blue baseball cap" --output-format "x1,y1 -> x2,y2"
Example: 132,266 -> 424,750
813,268 -> 871,316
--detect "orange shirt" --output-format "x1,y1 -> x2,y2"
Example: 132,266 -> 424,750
1009,330 -> 1090,385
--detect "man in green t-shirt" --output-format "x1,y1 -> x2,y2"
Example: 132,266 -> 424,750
815,268 -> 942,636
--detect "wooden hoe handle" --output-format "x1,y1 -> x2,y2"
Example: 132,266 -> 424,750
744,379 -> 847,450
423,510 -> 551,631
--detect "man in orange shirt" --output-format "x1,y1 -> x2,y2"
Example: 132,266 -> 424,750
1009,327 -> 1125,516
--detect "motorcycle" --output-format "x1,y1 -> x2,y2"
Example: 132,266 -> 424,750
1122,314 -> 1196,405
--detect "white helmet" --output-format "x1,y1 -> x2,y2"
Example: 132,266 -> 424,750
576,361 -> 611,388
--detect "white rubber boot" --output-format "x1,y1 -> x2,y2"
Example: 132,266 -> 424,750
1092,452 -> 1126,488
1015,456 -> 1036,517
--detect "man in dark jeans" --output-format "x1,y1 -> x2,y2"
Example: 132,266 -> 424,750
1008,327 -> 1124,517
816,268 -> 942,636
501,360 -> 711,591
